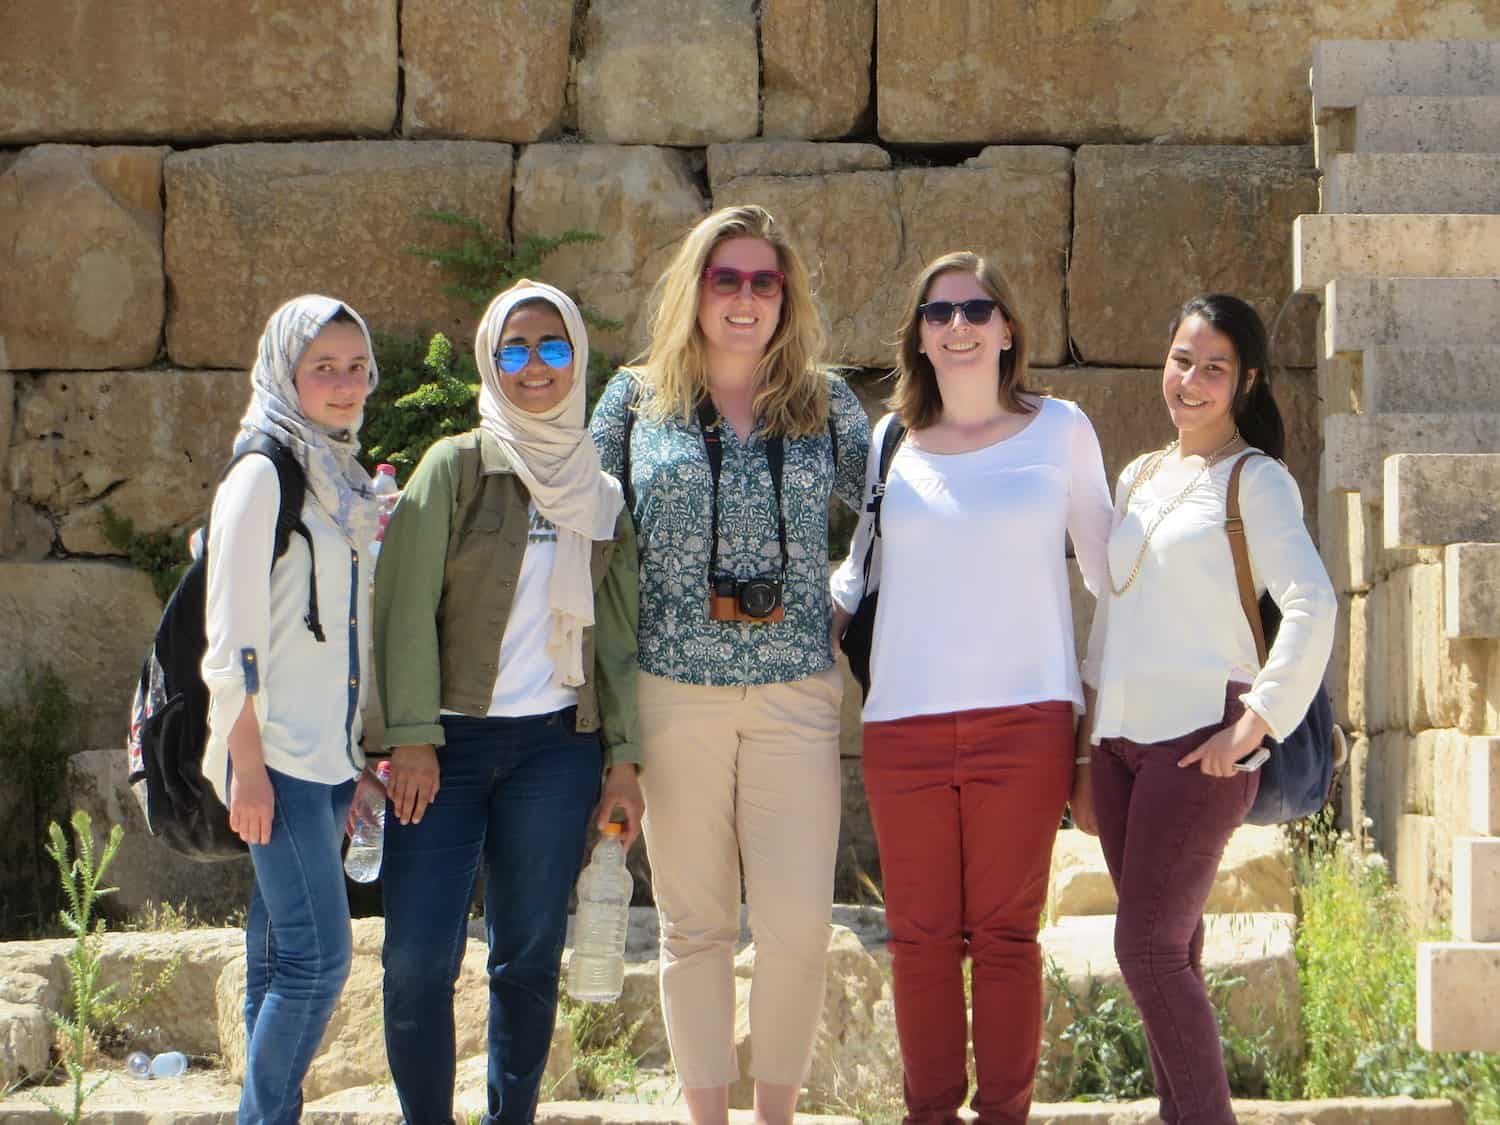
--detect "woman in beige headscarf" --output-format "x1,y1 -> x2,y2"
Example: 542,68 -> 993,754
372,280 -> 641,1125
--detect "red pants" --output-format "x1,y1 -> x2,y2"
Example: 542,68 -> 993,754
863,702 -> 1075,1125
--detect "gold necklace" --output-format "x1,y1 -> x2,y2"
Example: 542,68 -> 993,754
1107,429 -> 1242,596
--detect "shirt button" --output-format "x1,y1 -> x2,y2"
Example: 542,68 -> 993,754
352,551 -> 359,563
349,676 -> 358,688
349,616 -> 357,626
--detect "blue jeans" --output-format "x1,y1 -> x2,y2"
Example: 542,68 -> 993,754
241,768 -> 357,1125
381,710 -> 602,1125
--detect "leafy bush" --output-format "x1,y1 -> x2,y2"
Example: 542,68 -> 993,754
100,506 -> 189,603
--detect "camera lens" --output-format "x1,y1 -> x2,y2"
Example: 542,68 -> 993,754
739,579 -> 780,619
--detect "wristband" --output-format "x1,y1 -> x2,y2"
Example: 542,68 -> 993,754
1074,755 -> 1091,765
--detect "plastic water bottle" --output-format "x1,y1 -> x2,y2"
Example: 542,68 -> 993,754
343,761 -> 391,883
567,824 -> 632,1002
149,1051 -> 189,1078
370,463 -> 399,560
126,1050 -> 151,1078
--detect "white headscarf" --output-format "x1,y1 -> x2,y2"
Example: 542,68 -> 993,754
237,295 -> 381,550
475,280 -> 625,688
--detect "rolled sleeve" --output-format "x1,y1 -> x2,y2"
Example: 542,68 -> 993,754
594,514 -> 641,768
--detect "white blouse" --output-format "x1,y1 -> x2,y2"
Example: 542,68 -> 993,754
201,456 -> 371,803
831,398 -> 1113,723
1083,451 -> 1336,745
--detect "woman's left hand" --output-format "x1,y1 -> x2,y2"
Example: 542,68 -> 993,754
593,764 -> 645,850
1178,707 -> 1272,778
345,764 -> 388,838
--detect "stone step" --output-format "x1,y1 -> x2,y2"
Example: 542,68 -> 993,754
1312,39 -> 1500,165
1294,214 -> 1500,293
1321,152 -> 1500,214
1355,95 -> 1500,155
1322,278 -> 1500,357
1444,543 -> 1500,639
1323,416 -> 1500,497
1360,346 -> 1500,414
1455,836 -> 1500,942
1382,454 -> 1500,548
1473,737 -> 1500,836
1418,940 -> 1500,1051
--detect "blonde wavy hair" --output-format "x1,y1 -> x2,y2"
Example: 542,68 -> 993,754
630,204 -> 830,438
890,251 -> 1035,430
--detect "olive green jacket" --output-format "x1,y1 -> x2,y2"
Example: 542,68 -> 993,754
372,429 -> 640,767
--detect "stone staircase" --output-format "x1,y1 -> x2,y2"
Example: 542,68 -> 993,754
1301,40 -> 1500,1052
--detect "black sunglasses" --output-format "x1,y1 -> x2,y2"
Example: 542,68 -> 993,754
918,298 -> 1001,326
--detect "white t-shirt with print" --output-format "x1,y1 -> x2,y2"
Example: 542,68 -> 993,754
487,501 -> 579,717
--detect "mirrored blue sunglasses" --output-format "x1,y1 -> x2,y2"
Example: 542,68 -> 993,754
496,338 -> 573,374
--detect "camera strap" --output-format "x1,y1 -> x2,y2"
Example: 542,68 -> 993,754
695,397 -> 789,586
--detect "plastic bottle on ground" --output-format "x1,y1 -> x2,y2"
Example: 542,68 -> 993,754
126,1050 -> 151,1079
566,823 -> 632,1003
370,463 -> 399,560
344,760 -> 391,883
148,1051 -> 189,1078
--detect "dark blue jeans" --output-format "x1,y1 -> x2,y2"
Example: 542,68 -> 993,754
381,710 -> 602,1125
242,768 -> 358,1125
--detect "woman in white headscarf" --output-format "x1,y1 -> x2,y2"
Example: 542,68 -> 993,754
372,279 -> 642,1125
201,295 -> 385,1125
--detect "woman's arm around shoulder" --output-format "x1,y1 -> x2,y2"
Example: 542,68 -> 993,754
827,373 -> 873,513
830,410 -> 898,620
589,368 -> 641,481
1056,398 -> 1114,598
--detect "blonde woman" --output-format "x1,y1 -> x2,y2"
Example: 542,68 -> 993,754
589,205 -> 870,1125
830,252 -> 1113,1125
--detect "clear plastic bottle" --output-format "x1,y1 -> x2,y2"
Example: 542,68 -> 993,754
370,463 -> 400,560
344,761 -> 391,883
126,1050 -> 152,1079
148,1051 -> 189,1078
566,824 -> 632,1003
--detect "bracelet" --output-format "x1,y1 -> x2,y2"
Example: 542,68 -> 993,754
1074,755 -> 1092,765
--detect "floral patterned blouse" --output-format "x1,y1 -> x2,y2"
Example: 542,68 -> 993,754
591,369 -> 871,686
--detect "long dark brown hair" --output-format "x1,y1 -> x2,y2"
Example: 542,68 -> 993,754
1170,293 -> 1285,460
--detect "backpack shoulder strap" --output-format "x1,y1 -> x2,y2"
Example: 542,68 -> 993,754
872,418 -> 908,539
1226,450 -> 1268,665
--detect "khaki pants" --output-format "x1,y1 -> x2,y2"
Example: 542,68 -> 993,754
637,666 -> 843,1088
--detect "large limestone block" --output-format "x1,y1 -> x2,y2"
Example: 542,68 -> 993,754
308,1049 -> 580,1118
1444,544 -> 1500,639
1454,836 -> 1500,942
1359,346 -> 1500,414
714,147 -> 1072,367
1366,568 -> 1486,736
0,562 -> 162,750
1418,940 -> 1500,1052
1322,278 -> 1500,357
1322,153 -> 1500,213
761,0 -> 874,139
0,999 -> 50,1087
706,143 -> 890,185
1320,492 -> 1382,595
402,0 -> 571,140
0,372 -> 15,556
0,146 -> 166,371
1295,214 -> 1500,294
13,370 -> 245,555
219,918 -> 577,1100
577,0 -> 757,145
66,750 -> 255,924
1070,146 -> 1318,368
512,145 -> 707,362
1048,826 -> 1293,921
1384,454 -> 1500,549
1328,592 -> 1369,733
165,142 -> 513,369
0,0 -> 397,143
1323,414 -> 1500,497
1355,95 -> 1500,154
1473,737 -> 1500,836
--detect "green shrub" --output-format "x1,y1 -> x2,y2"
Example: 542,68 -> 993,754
554,993 -> 644,1099
100,506 -> 189,603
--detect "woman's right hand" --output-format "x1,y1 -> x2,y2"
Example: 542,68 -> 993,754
229,763 -> 275,846
831,604 -> 853,654
389,743 -> 440,825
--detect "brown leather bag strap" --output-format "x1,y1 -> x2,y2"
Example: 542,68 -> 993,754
1226,450 -> 1269,666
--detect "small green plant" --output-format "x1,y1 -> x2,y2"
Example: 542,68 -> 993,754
555,992 -> 645,1099
100,505 -> 189,603
1040,957 -> 1153,1101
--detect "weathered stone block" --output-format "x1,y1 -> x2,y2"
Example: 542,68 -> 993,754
165,142 -> 513,369
0,562 -> 162,750
1473,737 -> 1500,836
1384,454 -> 1500,549
762,0 -> 874,139
1418,940 -> 1500,1052
1454,837 -> 1500,942
1324,415 -> 1500,498
512,144 -> 706,361
1322,152 -> 1500,213
1295,214 -> 1500,293
1329,592 -> 1368,733
0,146 -> 166,371
0,0 -> 397,142
1358,346 -> 1500,414
706,142 -> 890,186
1445,544 -> 1500,640
402,0 -> 571,141
1356,95 -> 1500,154
1070,147 -> 1318,368
1320,492 -> 1378,595
715,147 -> 1072,367
0,372 -> 14,557
13,370 -> 245,555
1323,278 -> 1500,357
1366,570 -> 1482,737
0,999 -> 50,1087
577,0 -> 757,145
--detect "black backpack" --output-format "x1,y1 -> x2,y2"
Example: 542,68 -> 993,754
126,434 -> 323,860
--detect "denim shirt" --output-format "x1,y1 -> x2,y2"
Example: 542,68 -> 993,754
590,369 -> 870,686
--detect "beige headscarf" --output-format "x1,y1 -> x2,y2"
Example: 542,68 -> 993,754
475,280 -> 624,688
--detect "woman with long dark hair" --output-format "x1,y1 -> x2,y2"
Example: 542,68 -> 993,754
1079,293 -> 1335,1125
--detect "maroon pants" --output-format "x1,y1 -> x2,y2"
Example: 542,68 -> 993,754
1091,688 -> 1259,1125
863,702 -> 1075,1125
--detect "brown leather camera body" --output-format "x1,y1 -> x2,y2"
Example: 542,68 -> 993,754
707,592 -> 786,624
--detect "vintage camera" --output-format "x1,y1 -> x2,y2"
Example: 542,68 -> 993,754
708,574 -> 785,623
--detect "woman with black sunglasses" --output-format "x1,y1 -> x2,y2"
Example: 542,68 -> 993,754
372,279 -> 641,1125
830,251 -> 1112,1125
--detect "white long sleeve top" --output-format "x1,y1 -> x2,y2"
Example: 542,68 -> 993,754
201,456 -> 371,804
831,398 -> 1113,723
1083,451 -> 1336,744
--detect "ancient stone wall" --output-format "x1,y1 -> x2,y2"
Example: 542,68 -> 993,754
1,0 -> 1495,922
